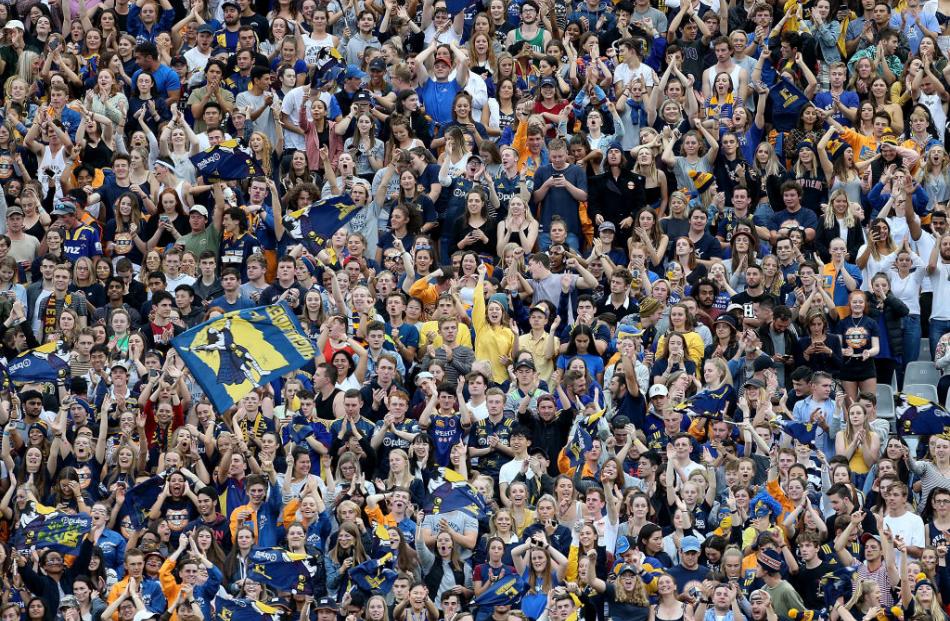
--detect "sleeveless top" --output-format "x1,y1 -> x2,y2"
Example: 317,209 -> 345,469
831,175 -> 863,204
38,145 -> 67,200
314,387 -> 342,420
515,28 -> 545,53
653,604 -> 686,621
706,64 -> 744,98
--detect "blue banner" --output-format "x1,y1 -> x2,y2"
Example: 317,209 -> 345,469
190,139 -> 261,181
348,552 -> 398,594
677,384 -> 732,418
424,469 -> 487,518
247,547 -> 317,594
12,511 -> 91,555
776,419 -> 817,446
215,598 -> 282,621
280,415 -> 314,445
474,574 -> 526,608
283,194 -> 358,254
767,77 -> 809,132
7,342 -> 69,385
122,475 -> 164,530
172,303 -> 316,414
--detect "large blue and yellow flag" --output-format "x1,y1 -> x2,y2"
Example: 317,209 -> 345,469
247,547 -> 318,594
122,475 -> 164,529
563,424 -> 593,470
348,552 -> 398,594
190,139 -> 261,181
12,511 -> 91,555
775,419 -> 817,446
8,341 -> 69,385
172,303 -> 316,413
424,468 -> 487,518
897,392 -> 950,435
676,384 -> 732,418
283,194 -> 358,254
215,597 -> 282,621
562,406 -> 605,470
474,574 -> 526,608
280,414 -> 314,445
768,77 -> 809,131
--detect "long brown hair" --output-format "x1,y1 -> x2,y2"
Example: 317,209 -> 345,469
330,521 -> 368,565
525,547 -> 555,592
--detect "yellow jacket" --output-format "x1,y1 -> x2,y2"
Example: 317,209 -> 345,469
472,281 -> 515,382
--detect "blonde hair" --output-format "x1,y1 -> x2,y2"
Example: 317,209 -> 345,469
823,188 -> 858,229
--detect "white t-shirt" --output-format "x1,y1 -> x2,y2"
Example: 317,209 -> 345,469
165,273 -> 197,292
856,244 -> 898,291
613,62 -> 656,88
883,511 -> 925,563
908,230 -> 936,293
499,458 -> 536,488
467,399 -> 488,422
280,85 -> 308,151
930,259 -> 950,320
184,47 -> 211,78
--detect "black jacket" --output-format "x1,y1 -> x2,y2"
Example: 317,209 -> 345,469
588,169 -> 646,247
757,324 -> 798,385
866,291 -> 909,358
814,218 -> 866,264
20,537 -> 94,621
517,408 -> 574,477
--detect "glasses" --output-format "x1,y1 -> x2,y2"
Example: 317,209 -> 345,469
934,498 -> 950,504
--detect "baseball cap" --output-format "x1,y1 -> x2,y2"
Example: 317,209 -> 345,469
111,360 -> 130,372
190,205 -> 209,218
530,304 -> 549,316
528,446 -> 549,460
221,0 -> 239,8
611,415 -> 631,429
52,200 -> 77,215
197,23 -> 214,34
617,563 -> 637,575
132,612 -> 158,621
345,65 -> 367,80
743,378 -> 766,389
514,359 -> 536,371
170,55 -> 187,67
434,56 -> 453,66
860,532 -> 881,545
467,153 -> 483,165
3,20 -> 24,31
752,354 -> 775,373
315,598 -> 338,612
6,205 -> 23,217
59,596 -> 80,611
599,221 -> 616,232
353,90 -> 373,105
539,76 -> 556,88
648,384 -> 669,398
615,536 -> 631,555
680,535 -> 701,553
369,57 -> 387,72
